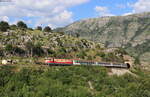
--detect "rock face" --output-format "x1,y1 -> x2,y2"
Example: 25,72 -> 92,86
56,12 -> 150,65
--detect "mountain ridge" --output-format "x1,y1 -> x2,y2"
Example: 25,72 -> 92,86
55,12 -> 150,66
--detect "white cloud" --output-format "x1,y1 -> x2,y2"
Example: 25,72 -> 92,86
36,10 -> 73,28
0,0 -> 89,28
122,12 -> 133,16
95,6 -> 114,17
0,16 -> 9,22
123,0 -> 150,16
132,0 -> 150,13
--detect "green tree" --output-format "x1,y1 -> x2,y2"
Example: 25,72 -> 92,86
36,26 -> 42,31
0,21 -> 9,32
17,21 -> 27,29
25,42 -> 34,57
33,42 -> 44,56
28,28 -> 33,31
43,26 -> 52,32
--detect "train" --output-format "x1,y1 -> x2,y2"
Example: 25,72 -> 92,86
45,58 -> 130,68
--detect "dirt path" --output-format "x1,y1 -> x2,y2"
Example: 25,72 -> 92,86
88,81 -> 94,90
108,68 -> 138,77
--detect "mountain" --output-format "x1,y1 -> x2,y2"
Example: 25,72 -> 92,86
55,12 -> 150,66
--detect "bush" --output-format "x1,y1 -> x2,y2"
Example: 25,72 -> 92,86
55,47 -> 67,58
96,52 -> 105,57
5,44 -> 14,54
0,21 -> 9,32
134,57 -> 140,65
0,47 -> 4,57
76,51 -> 87,59
115,48 -> 127,55
102,53 -> 121,62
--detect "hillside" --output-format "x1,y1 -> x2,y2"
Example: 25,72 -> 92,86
55,12 -> 150,66
0,25 -> 129,65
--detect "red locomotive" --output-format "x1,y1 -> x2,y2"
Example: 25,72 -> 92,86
45,58 -> 73,66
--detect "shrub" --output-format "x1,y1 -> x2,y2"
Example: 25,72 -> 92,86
55,47 -> 67,58
5,44 -> 14,54
102,53 -> 120,62
134,57 -> 140,65
76,51 -> 87,59
0,47 -> 4,57
115,48 -> 127,55
96,52 -> 105,57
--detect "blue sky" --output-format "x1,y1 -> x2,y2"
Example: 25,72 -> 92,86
0,0 -> 149,28
69,0 -> 137,21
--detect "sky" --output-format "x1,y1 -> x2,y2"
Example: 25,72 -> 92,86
0,0 -> 150,28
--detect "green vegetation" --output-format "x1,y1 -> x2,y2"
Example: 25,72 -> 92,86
102,52 -> 124,62
10,24 -> 17,30
0,14 -> 149,97
43,26 -> 52,32
0,66 -> 149,97
0,21 -> 9,32
36,26 -> 42,31
17,21 -> 28,29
